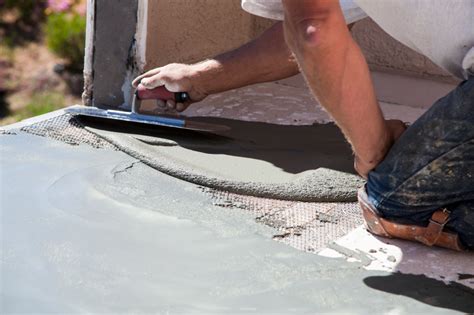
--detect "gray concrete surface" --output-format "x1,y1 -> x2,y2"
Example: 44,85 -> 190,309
1,131 -> 473,313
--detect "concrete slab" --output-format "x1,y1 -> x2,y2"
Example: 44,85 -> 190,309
2,133 -> 473,313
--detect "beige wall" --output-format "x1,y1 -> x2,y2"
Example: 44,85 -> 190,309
351,18 -> 455,82
145,0 -> 274,69
145,1 -> 455,82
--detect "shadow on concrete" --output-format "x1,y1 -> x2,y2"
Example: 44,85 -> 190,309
364,272 -> 474,313
79,115 -> 357,175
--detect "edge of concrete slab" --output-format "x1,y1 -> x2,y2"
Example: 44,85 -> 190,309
1,108 -> 71,131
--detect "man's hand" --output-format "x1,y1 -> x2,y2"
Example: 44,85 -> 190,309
132,22 -> 300,113
132,63 -> 210,112
354,119 -> 407,179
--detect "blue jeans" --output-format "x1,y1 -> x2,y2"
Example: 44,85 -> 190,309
367,77 -> 474,249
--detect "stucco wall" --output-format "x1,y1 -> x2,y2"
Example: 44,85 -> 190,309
145,0 -> 274,69
351,18 -> 455,82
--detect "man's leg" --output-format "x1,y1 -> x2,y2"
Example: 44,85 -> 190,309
366,77 -> 474,249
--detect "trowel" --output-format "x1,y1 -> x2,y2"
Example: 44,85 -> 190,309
66,84 -> 230,133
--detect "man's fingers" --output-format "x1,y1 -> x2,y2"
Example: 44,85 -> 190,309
166,99 -> 176,110
386,119 -> 407,142
156,99 -> 166,108
176,103 -> 186,112
354,156 -> 369,180
140,77 -> 165,89
131,77 -> 141,88
132,63 -> 205,107
132,68 -> 161,87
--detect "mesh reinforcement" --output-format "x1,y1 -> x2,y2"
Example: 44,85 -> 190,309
20,114 -> 116,149
204,187 -> 363,252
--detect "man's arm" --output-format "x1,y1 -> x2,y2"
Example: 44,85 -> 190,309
132,22 -> 299,111
282,0 -> 404,178
202,21 -> 300,93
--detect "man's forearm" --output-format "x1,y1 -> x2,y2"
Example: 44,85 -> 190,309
282,0 -> 391,173
195,22 -> 300,95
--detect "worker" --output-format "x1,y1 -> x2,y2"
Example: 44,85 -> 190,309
132,1 -> 366,112
133,0 -> 473,251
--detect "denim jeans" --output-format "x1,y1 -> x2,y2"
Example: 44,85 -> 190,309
367,76 -> 474,249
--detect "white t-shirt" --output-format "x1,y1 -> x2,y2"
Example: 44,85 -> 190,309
241,0 -> 367,24
242,0 -> 474,80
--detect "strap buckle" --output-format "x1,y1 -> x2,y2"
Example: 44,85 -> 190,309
417,208 -> 451,246
429,208 -> 451,225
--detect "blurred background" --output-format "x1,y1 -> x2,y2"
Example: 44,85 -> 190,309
0,0 -> 86,126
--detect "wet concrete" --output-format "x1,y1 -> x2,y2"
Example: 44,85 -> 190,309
2,133 -> 473,313
85,117 -> 363,202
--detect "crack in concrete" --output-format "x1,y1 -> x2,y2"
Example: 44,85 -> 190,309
112,161 -> 141,179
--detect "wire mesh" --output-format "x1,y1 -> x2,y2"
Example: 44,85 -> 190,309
204,187 -> 363,252
20,114 -> 116,149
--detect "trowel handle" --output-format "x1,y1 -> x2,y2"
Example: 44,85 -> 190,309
136,84 -> 190,103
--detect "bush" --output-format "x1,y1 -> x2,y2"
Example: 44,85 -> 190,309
45,12 -> 85,72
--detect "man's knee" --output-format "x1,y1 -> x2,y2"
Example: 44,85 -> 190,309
366,169 -> 397,210
366,169 -> 437,224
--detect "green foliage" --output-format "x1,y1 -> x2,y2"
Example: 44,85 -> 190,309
14,92 -> 65,121
45,12 -> 85,72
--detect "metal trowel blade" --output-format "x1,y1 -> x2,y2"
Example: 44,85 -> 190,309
65,105 -> 230,134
